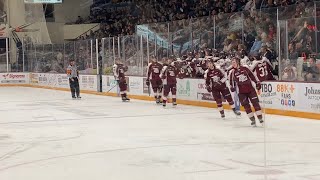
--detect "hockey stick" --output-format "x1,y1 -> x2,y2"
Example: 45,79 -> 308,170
107,82 -> 118,93
147,84 -> 151,96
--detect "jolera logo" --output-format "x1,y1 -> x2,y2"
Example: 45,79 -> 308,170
2,74 -> 26,79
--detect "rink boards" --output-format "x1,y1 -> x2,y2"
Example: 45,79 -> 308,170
0,72 -> 319,120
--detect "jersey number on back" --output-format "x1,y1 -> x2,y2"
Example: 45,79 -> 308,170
259,66 -> 268,77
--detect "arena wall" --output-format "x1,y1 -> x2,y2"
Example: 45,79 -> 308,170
0,72 -> 319,120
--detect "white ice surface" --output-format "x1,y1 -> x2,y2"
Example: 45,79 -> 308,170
0,87 -> 319,180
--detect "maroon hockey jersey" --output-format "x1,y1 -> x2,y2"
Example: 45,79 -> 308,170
147,62 -> 163,80
160,64 -> 179,85
204,67 -> 228,89
113,63 -> 127,80
250,58 -> 275,82
229,66 -> 260,93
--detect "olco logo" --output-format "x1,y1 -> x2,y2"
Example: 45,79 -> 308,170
2,74 -> 26,79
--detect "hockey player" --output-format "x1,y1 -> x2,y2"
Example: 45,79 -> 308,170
193,52 -> 207,78
204,59 -> 241,118
146,56 -> 163,104
160,57 -> 180,107
185,52 -> 197,78
281,59 -> 297,81
229,57 -> 263,126
113,60 -> 130,102
250,53 -> 276,82
67,59 -> 81,99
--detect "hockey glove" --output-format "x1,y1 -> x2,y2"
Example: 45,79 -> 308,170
256,82 -> 262,91
230,87 -> 236,92
206,85 -> 212,93
214,81 -> 222,88
146,79 -> 150,86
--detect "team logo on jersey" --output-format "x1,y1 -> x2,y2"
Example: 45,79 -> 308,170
237,74 -> 248,82
169,70 -> 175,76
212,76 -> 220,82
153,67 -> 160,74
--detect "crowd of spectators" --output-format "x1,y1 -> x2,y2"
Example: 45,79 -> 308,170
20,0 -> 320,81
78,0 -> 314,39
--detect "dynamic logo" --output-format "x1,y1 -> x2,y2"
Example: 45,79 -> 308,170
2,73 -> 26,79
178,80 -> 191,97
277,84 -> 296,107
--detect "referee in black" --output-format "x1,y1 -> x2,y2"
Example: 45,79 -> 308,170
67,59 -> 81,99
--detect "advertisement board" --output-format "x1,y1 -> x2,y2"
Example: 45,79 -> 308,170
259,82 -> 299,111
177,79 -> 193,99
297,83 -> 320,113
25,74 -> 320,116
80,75 -> 97,91
128,76 -> 143,95
102,75 -> 119,93
0,73 -> 29,84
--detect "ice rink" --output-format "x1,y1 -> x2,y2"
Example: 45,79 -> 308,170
0,87 -> 319,180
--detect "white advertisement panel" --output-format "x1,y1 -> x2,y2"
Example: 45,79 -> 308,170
30,73 -> 69,88
128,76 -> 143,95
176,78 -> 195,100
259,82 -> 299,111
30,73 -> 98,91
102,75 -> 119,93
79,75 -> 97,91
0,73 -> 30,84
26,74 -> 320,115
192,79 -> 216,102
30,73 -> 49,86
297,83 -> 320,113
54,74 -> 69,88
259,82 -> 282,109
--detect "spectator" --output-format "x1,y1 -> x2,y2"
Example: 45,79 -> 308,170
250,36 -> 262,54
76,16 -> 84,24
282,59 -> 298,81
223,39 -> 233,52
288,42 -> 299,65
303,58 -> 320,81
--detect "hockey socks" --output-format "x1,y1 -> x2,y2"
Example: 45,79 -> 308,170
162,99 -> 167,107
172,98 -> 177,106
250,117 -> 256,126
220,110 -> 225,118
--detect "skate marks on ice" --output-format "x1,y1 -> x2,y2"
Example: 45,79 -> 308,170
301,174 -> 320,180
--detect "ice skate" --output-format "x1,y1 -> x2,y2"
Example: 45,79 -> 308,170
162,102 -> 166,107
232,108 -> 241,116
122,97 -> 130,102
221,114 -> 226,119
72,96 -> 76,100
77,96 -> 81,99
172,102 -> 177,107
259,118 -> 264,126
156,98 -> 161,104
122,95 -> 130,102
250,117 -> 257,127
